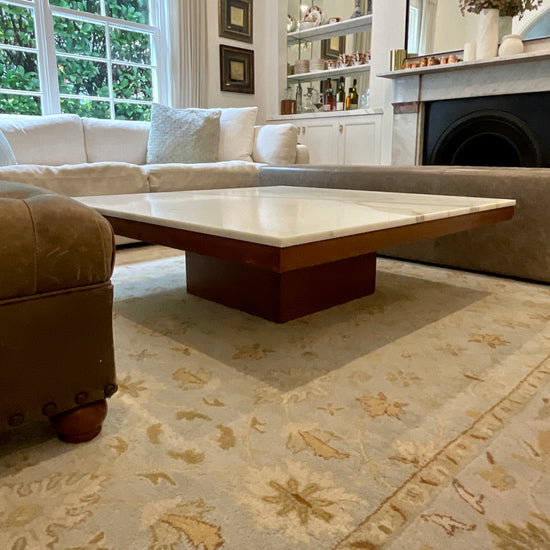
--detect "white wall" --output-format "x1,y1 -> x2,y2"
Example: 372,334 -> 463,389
205,0 -> 270,123
369,0 -> 407,164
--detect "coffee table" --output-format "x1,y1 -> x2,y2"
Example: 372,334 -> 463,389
77,186 -> 515,323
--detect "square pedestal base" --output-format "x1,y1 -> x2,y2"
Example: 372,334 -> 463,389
186,251 -> 377,323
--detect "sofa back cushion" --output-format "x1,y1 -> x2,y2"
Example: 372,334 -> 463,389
0,130 -> 17,166
217,107 -> 258,162
0,114 -> 86,165
252,124 -> 298,165
83,117 -> 150,164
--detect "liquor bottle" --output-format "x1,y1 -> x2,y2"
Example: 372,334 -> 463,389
323,78 -> 335,111
336,77 -> 345,111
349,79 -> 359,110
345,88 -> 352,110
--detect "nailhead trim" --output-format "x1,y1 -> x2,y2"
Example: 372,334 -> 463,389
42,402 -> 58,417
8,413 -> 24,427
104,383 -> 118,397
75,392 -> 89,405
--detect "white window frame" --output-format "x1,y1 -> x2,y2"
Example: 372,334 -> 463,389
0,0 -> 170,117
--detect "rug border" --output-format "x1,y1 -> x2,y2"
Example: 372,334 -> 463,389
334,353 -> 550,549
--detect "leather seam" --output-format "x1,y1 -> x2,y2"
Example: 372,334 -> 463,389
21,199 -> 38,295
0,281 -> 112,306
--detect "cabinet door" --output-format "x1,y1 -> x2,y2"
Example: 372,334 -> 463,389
299,119 -> 340,165
339,116 -> 382,165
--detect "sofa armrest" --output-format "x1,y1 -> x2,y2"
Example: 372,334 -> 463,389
295,144 -> 310,165
0,181 -> 115,301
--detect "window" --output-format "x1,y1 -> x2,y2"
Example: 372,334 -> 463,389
0,0 -> 169,120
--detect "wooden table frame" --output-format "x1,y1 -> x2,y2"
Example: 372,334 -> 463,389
105,205 -> 513,323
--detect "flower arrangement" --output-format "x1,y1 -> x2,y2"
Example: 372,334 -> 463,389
458,0 -> 543,17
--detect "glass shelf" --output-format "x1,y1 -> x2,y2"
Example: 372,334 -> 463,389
288,63 -> 371,82
287,14 -> 372,44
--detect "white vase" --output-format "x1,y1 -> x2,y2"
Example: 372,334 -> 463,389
498,34 -> 524,57
476,8 -> 499,60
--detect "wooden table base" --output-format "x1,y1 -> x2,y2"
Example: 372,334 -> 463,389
186,251 -> 377,323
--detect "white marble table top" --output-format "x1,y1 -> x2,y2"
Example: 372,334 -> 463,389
76,186 -> 515,247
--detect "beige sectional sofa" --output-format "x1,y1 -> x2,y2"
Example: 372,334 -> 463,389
0,111 -> 309,199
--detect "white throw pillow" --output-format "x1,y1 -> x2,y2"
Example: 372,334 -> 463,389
83,117 -> 150,164
147,104 -> 221,164
252,124 -> 298,165
217,107 -> 258,162
0,114 -> 86,165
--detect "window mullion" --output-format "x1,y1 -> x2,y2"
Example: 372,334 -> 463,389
34,0 -> 60,114
105,21 -> 115,119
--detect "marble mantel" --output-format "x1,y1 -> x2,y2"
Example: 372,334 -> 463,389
378,51 -> 550,164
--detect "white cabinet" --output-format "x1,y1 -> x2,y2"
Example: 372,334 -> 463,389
339,115 -> 381,165
291,112 -> 382,166
297,118 -> 340,165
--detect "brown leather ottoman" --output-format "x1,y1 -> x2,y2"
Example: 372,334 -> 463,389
0,181 -> 117,442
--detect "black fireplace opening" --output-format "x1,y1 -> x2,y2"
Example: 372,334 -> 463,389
423,92 -> 550,167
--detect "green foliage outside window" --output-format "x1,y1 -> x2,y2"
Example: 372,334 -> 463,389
0,0 -> 153,120
49,0 -> 101,15
0,93 -> 40,115
61,98 -> 110,118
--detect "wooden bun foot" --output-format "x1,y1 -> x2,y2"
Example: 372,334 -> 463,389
50,399 -> 108,443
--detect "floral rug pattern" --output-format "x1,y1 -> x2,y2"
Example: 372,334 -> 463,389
1,247 -> 549,550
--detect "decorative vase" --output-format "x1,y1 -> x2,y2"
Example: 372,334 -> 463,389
498,34 -> 524,57
476,8 -> 499,60
498,15 -> 513,42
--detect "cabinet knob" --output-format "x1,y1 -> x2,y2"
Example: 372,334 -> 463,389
302,126 -> 306,134
339,124 -> 344,133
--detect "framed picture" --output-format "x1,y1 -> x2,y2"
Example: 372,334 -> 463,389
321,36 -> 346,60
220,45 -> 255,94
219,0 -> 253,44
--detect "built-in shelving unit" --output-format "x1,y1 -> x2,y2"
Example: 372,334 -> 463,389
268,2 -> 383,167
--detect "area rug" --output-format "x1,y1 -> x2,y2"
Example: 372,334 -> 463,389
1,246 -> 549,550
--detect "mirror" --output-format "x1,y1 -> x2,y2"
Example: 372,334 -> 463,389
406,0 -> 550,57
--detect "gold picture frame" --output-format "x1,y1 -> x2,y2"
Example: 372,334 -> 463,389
220,45 -> 255,94
321,36 -> 346,60
219,0 -> 253,44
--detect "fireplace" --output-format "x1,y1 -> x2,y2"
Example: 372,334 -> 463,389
423,92 -> 550,167
380,52 -> 550,166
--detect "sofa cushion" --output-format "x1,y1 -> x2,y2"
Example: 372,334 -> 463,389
217,107 -> 258,162
0,130 -> 16,166
143,161 -> 260,192
0,114 -> 87,165
252,124 -> 298,165
147,104 -> 221,164
83,117 -> 150,164
0,162 -> 149,197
